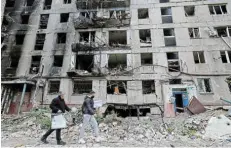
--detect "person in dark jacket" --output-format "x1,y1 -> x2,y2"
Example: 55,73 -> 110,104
41,92 -> 71,145
78,91 -> 100,144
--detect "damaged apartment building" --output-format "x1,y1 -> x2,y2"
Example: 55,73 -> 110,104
1,0 -> 231,117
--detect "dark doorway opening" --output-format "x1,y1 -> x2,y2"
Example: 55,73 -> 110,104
175,94 -> 183,112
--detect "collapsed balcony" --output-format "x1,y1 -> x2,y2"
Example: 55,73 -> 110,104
74,10 -> 130,29
76,0 -> 130,9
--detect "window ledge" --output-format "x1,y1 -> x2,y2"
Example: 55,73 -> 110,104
199,92 -> 214,95
72,93 -> 86,96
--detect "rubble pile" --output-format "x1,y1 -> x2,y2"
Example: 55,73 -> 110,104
1,108 -> 231,147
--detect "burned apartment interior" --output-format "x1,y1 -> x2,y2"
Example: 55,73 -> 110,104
1,0 -> 231,117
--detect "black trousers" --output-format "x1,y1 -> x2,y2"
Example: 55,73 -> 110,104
42,128 -> 61,141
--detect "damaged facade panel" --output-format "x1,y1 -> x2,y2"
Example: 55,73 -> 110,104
109,31 -> 127,47
73,80 -> 92,94
30,56 -> 41,74
139,29 -> 151,47
76,0 -> 130,9
107,81 -> 127,95
142,80 -> 155,94
167,52 -> 180,72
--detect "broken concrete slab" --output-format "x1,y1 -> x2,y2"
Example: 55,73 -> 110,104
187,96 -> 206,115
204,115 -> 231,139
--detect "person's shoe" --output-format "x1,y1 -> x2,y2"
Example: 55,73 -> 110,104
57,140 -> 66,145
41,137 -> 49,144
78,138 -> 86,144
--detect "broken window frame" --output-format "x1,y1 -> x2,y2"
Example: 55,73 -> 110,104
53,55 -> 64,67
63,0 -> 71,4
57,33 -> 67,44
209,4 -> 228,15
9,56 -> 20,68
141,53 -> 153,65
139,29 -> 152,47
15,34 -> 26,45
184,6 -> 195,17
161,7 -> 173,24
138,8 -> 149,19
60,13 -> 69,23
39,14 -> 49,29
227,78 -> 231,92
34,33 -> 46,50
160,0 -> 169,3
142,80 -> 155,94
79,31 -> 95,43
107,81 -> 127,95
30,56 -> 41,74
43,0 -> 52,10
76,55 -> 94,72
110,10 -> 125,19
25,0 -> 35,6
73,81 -> 92,94
193,51 -> 205,64
80,11 -> 97,19
21,14 -> 30,24
188,28 -> 200,39
48,80 -> 60,94
220,51 -> 231,63
108,54 -> 127,70
5,0 -> 16,7
198,78 -> 213,93
166,52 -> 180,72
164,28 -> 176,46
215,26 -> 231,37
109,30 -> 127,47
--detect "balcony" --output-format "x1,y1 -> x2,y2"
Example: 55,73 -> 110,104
76,0 -> 130,10
74,15 -> 130,29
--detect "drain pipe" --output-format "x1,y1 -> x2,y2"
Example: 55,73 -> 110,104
221,36 -> 231,49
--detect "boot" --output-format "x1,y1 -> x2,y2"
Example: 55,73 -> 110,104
57,140 -> 66,145
41,137 -> 49,144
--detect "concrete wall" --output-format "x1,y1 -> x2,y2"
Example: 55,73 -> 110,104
2,0 -> 231,110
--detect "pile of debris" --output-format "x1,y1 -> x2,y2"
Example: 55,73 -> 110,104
1,107 -> 231,146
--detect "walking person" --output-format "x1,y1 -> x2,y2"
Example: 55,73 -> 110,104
78,91 -> 100,144
41,92 -> 71,145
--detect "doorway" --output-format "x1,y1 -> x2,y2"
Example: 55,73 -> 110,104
175,94 -> 184,112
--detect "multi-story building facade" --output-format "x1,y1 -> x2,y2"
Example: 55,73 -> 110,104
1,0 -> 231,116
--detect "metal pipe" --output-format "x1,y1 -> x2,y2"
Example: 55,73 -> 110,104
18,83 -> 27,115
3,89 -> 11,114
220,98 -> 231,104
6,91 -> 14,114
1,88 -> 9,114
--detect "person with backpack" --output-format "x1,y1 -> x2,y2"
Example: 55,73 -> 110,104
78,91 -> 100,144
41,92 -> 71,145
